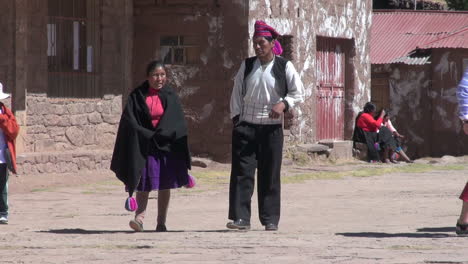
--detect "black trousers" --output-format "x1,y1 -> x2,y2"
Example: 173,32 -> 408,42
0,164 -> 8,216
228,122 -> 283,226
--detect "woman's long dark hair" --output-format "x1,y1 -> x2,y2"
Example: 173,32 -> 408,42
145,60 -> 166,77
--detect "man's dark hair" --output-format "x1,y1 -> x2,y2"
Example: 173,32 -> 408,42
363,102 -> 376,113
146,60 -> 166,77
264,36 -> 274,42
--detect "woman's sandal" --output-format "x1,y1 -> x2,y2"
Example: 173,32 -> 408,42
129,219 -> 144,232
456,221 -> 468,236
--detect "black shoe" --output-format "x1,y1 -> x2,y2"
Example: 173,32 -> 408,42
156,224 -> 167,232
226,219 -> 250,230
265,223 -> 278,231
456,221 -> 468,236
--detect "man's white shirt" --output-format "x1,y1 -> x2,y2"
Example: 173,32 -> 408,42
230,57 -> 304,125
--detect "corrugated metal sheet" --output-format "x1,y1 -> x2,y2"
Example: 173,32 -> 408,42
371,11 -> 468,64
420,27 -> 468,49
391,55 -> 431,65
391,49 -> 431,65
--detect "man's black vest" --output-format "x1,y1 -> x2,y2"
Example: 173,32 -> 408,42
242,56 -> 289,97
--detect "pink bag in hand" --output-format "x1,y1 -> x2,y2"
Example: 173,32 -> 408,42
185,174 -> 196,188
125,196 -> 138,212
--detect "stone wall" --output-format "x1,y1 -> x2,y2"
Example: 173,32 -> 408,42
17,150 -> 113,175
16,94 -> 121,175
24,94 -> 121,153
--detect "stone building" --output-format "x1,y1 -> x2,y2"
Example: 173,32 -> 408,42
371,10 -> 468,158
0,0 -> 372,175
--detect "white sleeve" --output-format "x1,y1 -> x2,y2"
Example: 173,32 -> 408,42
386,120 -> 397,133
230,61 -> 245,119
457,68 -> 468,120
284,61 -> 304,109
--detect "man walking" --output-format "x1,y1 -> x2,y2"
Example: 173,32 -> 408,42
227,20 -> 304,231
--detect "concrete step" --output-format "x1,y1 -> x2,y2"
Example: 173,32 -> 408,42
285,140 -> 354,165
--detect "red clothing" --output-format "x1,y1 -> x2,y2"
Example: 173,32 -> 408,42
357,112 -> 383,132
0,104 -> 19,174
460,183 -> 468,202
145,88 -> 164,128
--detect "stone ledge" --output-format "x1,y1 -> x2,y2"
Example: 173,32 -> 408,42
16,150 -> 113,175
296,143 -> 330,153
16,151 -> 220,175
290,141 -> 355,164
319,140 -> 354,160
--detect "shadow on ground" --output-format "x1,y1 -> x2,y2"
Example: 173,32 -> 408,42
336,227 -> 456,238
39,228 -> 233,234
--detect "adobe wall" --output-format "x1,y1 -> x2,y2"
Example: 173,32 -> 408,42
133,0 -> 249,162
0,0 -> 14,97
430,49 -> 468,157
372,49 -> 468,159
371,64 -> 433,158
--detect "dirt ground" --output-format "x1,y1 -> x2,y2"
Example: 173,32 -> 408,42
2,157 -> 468,264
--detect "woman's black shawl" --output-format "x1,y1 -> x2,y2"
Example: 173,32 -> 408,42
110,81 -> 191,196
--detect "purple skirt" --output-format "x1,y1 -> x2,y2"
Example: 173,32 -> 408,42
136,151 -> 190,191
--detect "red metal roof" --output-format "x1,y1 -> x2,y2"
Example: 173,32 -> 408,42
371,10 -> 468,64
419,26 -> 468,49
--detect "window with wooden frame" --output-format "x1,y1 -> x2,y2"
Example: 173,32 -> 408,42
47,0 -> 101,98
160,36 -> 200,65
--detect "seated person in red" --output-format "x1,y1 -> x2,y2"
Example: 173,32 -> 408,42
353,102 -> 385,162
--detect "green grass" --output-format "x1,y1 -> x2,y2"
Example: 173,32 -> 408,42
282,164 -> 466,184
27,164 -> 467,193
30,188 -> 54,192
190,170 -> 230,185
282,171 -> 344,184
54,214 -> 78,218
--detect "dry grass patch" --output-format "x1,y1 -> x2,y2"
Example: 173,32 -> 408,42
283,164 -> 465,184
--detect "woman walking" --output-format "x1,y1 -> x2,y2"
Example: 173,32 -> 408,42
111,61 -> 192,232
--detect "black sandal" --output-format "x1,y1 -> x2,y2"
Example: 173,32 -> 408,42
156,224 -> 167,232
456,221 -> 468,236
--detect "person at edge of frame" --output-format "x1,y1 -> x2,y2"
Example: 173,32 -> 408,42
0,82 -> 20,225
455,66 -> 468,236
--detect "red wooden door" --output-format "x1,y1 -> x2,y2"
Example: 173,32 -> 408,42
316,37 -> 345,141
